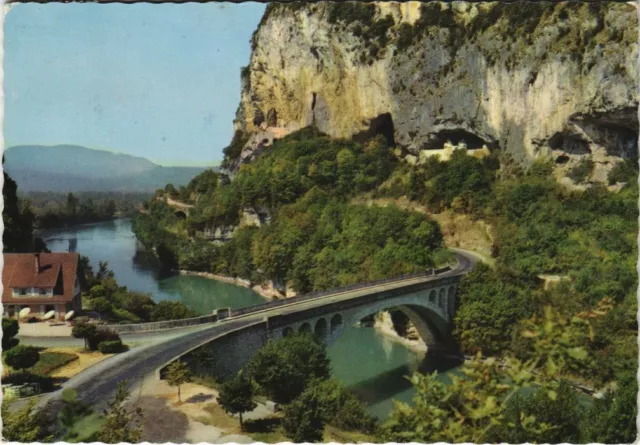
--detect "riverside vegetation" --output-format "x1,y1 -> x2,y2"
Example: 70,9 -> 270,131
134,126 -> 637,442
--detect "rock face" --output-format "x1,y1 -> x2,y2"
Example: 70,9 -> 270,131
227,1 -> 638,181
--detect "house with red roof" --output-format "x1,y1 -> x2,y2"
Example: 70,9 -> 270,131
2,253 -> 82,321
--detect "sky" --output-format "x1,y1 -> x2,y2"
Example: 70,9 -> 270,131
3,2 -> 266,166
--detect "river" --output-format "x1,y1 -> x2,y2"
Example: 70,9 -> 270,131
42,218 -> 459,420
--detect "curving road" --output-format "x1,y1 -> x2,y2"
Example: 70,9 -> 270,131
34,251 -> 476,413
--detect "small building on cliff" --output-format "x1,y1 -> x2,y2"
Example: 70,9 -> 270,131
2,252 -> 82,321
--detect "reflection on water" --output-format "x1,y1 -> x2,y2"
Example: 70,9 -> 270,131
43,219 -> 461,419
329,326 -> 461,420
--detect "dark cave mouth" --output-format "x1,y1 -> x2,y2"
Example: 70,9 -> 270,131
422,129 -> 492,151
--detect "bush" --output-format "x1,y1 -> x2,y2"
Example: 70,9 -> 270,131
4,345 -> 40,370
150,301 -> 197,322
608,159 -> 638,185
98,340 -> 128,354
87,328 -> 121,351
2,318 -> 20,350
568,157 -> 594,183
3,371 -> 54,392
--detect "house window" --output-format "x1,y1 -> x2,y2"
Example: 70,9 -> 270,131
39,288 -> 48,295
13,288 -> 27,296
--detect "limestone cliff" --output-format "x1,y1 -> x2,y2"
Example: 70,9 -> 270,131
226,1 -> 638,183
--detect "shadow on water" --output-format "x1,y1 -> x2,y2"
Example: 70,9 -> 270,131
132,250 -> 177,281
345,352 -> 463,407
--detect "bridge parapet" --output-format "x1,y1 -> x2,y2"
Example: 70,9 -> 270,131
231,266 -> 452,318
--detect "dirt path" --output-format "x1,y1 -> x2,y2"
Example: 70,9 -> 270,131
135,377 -> 275,443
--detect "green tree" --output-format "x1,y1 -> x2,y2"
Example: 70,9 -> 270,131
3,171 -> 33,253
96,381 -> 144,443
150,300 -> 197,321
72,322 -> 98,350
282,387 -> 325,443
247,333 -> 331,404
217,371 -> 257,430
90,297 -> 113,316
96,261 -> 114,281
2,317 -> 20,350
66,192 -> 78,217
489,382 -> 584,443
299,378 -> 375,432
58,388 -> 98,441
4,345 -> 40,370
164,183 -> 177,197
1,401 -> 51,442
165,360 -> 192,402
381,299 -> 612,443
580,370 -> 638,443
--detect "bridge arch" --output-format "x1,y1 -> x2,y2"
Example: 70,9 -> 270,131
346,302 -> 447,348
314,318 -> 328,340
283,327 -> 294,337
438,288 -> 446,308
330,314 -> 343,334
299,322 -> 312,334
429,290 -> 436,304
448,286 -> 456,315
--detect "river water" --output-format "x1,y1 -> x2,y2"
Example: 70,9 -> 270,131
42,218 -> 459,420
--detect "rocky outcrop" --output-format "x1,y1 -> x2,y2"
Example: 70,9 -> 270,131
227,1 -> 638,182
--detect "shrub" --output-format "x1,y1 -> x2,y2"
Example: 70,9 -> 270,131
72,321 -> 98,350
3,371 -> 54,392
608,159 -> 638,185
88,328 -> 121,351
568,157 -> 594,183
396,23 -> 415,51
98,340 -> 128,354
150,301 -> 197,322
4,345 -> 40,370
2,317 -> 20,350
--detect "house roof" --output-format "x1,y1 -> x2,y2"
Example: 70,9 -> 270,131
2,253 -> 80,304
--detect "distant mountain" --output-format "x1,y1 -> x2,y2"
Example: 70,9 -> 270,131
3,145 -> 215,193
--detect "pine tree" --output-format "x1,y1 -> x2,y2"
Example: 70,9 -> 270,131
96,381 -> 144,443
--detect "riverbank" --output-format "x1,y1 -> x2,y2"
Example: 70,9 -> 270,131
36,216 -> 126,237
373,312 -> 427,354
178,269 -> 297,301
179,270 -> 251,289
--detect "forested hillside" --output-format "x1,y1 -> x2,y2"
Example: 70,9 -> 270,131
134,126 -> 637,404
134,128 -> 451,292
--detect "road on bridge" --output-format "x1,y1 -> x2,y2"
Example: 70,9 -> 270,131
34,251 -> 476,414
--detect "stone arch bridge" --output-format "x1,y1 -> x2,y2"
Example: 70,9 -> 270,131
167,252 -> 475,380
37,251 -> 477,413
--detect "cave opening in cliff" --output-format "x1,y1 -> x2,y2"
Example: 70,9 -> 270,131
423,129 -> 491,150
354,113 -> 396,147
548,132 -> 590,155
